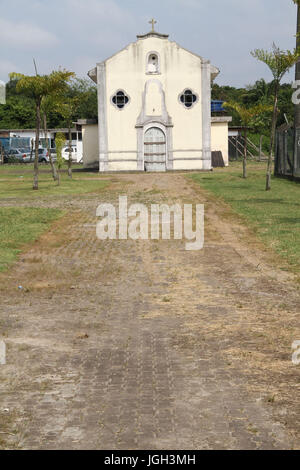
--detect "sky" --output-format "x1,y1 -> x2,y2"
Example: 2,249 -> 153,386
0,0 -> 298,88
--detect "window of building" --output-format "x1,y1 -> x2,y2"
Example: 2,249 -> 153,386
111,90 -> 130,110
179,89 -> 198,109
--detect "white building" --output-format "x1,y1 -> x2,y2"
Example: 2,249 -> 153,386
84,22 -> 231,172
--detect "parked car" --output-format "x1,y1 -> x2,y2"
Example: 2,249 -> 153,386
6,148 -> 31,163
50,149 -> 57,160
38,148 -> 50,163
38,148 -> 58,163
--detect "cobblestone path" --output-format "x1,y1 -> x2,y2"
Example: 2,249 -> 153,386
0,173 -> 299,449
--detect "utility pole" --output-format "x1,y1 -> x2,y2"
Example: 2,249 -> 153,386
0,80 -> 6,164
295,4 -> 300,126
294,2 -> 300,176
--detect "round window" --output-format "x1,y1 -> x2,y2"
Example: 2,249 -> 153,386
111,90 -> 129,109
179,89 -> 198,109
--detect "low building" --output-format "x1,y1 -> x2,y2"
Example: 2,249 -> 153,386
0,128 -> 83,161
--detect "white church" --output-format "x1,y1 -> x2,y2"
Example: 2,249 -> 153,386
80,21 -> 231,172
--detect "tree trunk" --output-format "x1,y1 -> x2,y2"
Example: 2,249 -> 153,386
0,142 -> 3,165
243,127 -> 247,178
259,135 -> 263,161
57,169 -> 61,186
30,138 -> 34,162
33,101 -> 41,190
266,83 -> 279,191
43,113 -> 57,181
295,4 -> 300,128
68,125 -> 72,179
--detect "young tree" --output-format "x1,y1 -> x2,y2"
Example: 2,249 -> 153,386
55,132 -> 66,186
251,44 -> 300,190
224,102 -> 272,178
56,97 -> 79,179
10,70 -> 74,190
41,95 -> 58,181
55,78 -> 96,178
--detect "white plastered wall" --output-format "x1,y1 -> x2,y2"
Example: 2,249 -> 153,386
82,124 -> 99,168
211,121 -> 229,166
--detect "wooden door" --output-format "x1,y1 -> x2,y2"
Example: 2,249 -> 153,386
144,127 -> 166,172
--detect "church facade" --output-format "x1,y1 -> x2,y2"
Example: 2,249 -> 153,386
84,23 -> 231,172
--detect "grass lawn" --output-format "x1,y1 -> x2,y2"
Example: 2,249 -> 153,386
0,207 -> 63,271
190,161 -> 300,276
0,164 -> 110,271
0,164 -> 109,199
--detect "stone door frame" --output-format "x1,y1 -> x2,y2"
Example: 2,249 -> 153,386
136,79 -> 173,171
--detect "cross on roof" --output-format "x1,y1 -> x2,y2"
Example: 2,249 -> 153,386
149,18 -> 157,32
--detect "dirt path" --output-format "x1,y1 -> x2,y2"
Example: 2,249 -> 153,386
0,173 -> 299,450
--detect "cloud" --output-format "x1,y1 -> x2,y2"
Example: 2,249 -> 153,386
173,0 -> 202,8
64,0 -> 135,29
0,0 -> 297,86
51,0 -> 137,65
0,59 -> 20,81
0,17 -> 59,50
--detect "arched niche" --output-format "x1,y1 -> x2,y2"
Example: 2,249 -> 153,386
146,52 -> 160,74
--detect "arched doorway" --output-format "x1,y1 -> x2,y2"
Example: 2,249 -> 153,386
144,127 -> 166,171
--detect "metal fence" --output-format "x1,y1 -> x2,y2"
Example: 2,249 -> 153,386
275,124 -> 300,180
293,128 -> 300,178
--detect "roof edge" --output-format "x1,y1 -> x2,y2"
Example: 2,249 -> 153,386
91,36 -> 220,78
137,30 -> 169,39
211,116 -> 232,123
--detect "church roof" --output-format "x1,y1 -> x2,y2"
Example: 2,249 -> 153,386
136,30 -> 169,40
88,21 -> 220,83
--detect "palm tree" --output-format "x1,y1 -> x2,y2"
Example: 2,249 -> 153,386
10,70 -> 74,190
243,79 -> 271,105
251,44 -> 300,190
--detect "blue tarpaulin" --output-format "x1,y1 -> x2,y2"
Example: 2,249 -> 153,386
0,137 -> 9,150
0,136 -> 31,150
211,100 -> 225,112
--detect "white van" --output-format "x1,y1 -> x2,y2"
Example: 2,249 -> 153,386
62,146 -> 82,163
